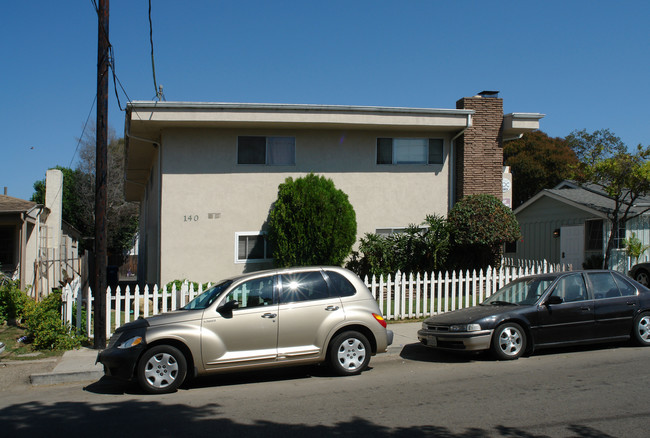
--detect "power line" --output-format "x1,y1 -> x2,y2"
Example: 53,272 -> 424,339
69,93 -> 98,169
149,0 -> 165,101
90,0 -> 132,111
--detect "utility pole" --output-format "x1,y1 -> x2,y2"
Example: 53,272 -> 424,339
94,0 -> 109,349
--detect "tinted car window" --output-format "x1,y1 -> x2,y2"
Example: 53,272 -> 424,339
587,272 -> 621,299
280,271 -> 329,303
183,280 -> 233,310
223,276 -> 274,309
612,272 -> 637,297
325,270 -> 357,297
551,273 -> 587,302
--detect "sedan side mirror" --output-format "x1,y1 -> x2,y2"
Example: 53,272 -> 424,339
217,299 -> 239,318
545,295 -> 563,305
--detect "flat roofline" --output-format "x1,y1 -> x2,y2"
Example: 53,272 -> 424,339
127,101 -> 476,117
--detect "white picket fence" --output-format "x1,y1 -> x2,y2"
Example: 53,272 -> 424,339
61,260 -> 568,339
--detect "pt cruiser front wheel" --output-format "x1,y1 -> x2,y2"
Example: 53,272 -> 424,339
137,345 -> 187,394
329,331 -> 371,375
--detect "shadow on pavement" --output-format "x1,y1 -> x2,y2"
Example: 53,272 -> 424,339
399,342 -> 488,363
0,398 -> 622,438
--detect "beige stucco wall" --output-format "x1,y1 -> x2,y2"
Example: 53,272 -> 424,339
155,128 -> 452,283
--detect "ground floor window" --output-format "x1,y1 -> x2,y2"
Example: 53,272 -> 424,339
235,232 -> 272,263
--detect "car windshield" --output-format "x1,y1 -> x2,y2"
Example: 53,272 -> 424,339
182,280 -> 233,310
482,276 -> 556,306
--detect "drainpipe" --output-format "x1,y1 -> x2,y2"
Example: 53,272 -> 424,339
503,133 -> 524,142
448,114 -> 472,211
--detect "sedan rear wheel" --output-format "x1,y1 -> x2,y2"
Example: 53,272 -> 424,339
329,331 -> 371,376
633,312 -> 650,346
491,323 -> 526,360
137,345 -> 187,394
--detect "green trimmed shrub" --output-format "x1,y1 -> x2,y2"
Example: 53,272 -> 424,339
269,173 -> 357,267
23,290 -> 83,350
0,277 -> 28,324
447,194 -> 521,269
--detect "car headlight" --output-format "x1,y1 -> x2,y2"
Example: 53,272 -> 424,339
118,336 -> 143,349
422,322 -> 428,330
449,324 -> 482,332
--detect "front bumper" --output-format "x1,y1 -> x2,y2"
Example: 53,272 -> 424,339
97,344 -> 145,380
417,329 -> 493,351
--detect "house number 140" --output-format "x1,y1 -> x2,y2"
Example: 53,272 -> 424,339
184,215 -> 199,222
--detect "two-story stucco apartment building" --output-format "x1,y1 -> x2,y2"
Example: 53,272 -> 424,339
124,91 -> 543,284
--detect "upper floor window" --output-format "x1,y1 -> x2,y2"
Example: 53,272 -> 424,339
238,136 -> 295,165
377,138 -> 443,165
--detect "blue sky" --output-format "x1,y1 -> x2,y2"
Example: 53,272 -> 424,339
2,1 -> 649,201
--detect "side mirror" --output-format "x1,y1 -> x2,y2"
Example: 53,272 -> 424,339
546,295 -> 563,305
217,299 -> 239,318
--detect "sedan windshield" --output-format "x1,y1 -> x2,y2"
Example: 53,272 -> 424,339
483,276 -> 556,306
182,280 -> 233,310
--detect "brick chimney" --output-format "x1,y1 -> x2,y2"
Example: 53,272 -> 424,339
455,91 -> 504,201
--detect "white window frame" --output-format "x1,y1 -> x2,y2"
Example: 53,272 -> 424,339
376,137 -> 444,165
235,232 -> 272,264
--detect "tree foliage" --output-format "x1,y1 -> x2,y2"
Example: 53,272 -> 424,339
504,131 -> 578,206
447,194 -> 521,269
566,129 -> 650,268
268,174 -> 356,267
31,166 -> 86,234
30,127 -> 138,259
346,215 -> 450,278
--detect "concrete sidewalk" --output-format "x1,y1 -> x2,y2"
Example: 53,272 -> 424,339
27,321 -> 421,386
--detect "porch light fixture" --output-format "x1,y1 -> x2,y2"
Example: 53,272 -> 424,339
553,229 -> 560,238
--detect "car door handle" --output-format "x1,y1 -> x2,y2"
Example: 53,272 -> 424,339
580,306 -> 590,311
261,313 -> 277,318
325,306 -> 339,311
627,302 -> 636,306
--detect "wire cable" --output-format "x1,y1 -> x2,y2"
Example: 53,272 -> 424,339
69,94 -> 98,169
149,0 -> 164,101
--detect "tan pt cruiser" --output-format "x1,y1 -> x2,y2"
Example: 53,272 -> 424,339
98,266 -> 393,393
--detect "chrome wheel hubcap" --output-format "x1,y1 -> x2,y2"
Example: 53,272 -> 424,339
144,352 -> 179,388
498,327 -> 522,356
638,316 -> 650,342
337,338 -> 366,371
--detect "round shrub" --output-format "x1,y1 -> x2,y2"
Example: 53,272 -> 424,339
269,174 -> 357,267
448,194 -> 521,269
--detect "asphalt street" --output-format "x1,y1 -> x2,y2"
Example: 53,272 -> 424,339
1,324 -> 649,438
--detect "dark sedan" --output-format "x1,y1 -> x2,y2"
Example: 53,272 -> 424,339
629,262 -> 650,287
417,270 -> 650,360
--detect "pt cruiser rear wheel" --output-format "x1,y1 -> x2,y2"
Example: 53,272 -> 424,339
137,345 -> 187,394
329,331 -> 371,375
491,322 -> 526,360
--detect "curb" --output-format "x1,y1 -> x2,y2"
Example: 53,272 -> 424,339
30,370 -> 104,386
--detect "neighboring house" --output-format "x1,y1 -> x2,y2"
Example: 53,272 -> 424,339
124,91 -> 544,284
0,170 -> 82,295
510,180 -> 650,271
